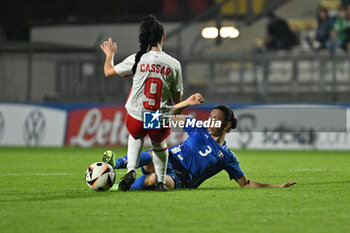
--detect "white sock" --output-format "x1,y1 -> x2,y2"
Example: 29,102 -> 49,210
152,142 -> 169,184
127,135 -> 144,173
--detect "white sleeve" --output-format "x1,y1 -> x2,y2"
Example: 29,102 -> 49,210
173,64 -> 183,92
114,54 -> 136,77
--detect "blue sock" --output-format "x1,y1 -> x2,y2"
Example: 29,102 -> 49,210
115,151 -> 152,169
114,157 -> 127,169
130,175 -> 147,190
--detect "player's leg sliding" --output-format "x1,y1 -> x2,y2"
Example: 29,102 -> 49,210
151,141 -> 170,191
130,173 -> 174,191
103,150 -> 153,191
130,175 -> 148,190
102,150 -> 151,170
101,150 -> 117,168
106,150 -> 175,191
118,135 -> 144,191
102,142 -> 170,191
109,151 -> 152,170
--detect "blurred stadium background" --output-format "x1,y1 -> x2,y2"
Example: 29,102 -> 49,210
2,0 -> 350,103
1,0 -> 350,149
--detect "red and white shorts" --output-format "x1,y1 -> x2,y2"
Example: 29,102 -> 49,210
125,114 -> 170,142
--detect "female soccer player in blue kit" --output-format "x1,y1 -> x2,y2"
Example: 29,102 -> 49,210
103,93 -> 297,190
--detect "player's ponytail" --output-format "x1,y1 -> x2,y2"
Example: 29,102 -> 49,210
132,39 -> 148,75
213,105 -> 238,132
132,15 -> 164,74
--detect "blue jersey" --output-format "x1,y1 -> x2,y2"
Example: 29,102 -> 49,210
168,118 -> 244,188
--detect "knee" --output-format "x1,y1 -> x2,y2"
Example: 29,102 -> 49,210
144,173 -> 175,190
144,173 -> 157,187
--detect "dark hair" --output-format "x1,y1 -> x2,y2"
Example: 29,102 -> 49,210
132,15 -> 164,74
213,105 -> 238,132
317,6 -> 329,23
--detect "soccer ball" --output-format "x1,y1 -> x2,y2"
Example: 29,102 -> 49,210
85,162 -> 116,191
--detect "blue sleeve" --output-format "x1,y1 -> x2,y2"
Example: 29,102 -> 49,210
223,151 -> 244,180
183,117 -> 207,136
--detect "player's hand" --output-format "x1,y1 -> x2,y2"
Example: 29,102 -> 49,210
279,181 -> 297,188
186,93 -> 205,106
100,37 -> 117,56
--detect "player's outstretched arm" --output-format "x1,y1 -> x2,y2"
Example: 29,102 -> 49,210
172,93 -> 205,123
172,93 -> 205,115
236,175 -> 296,188
100,37 -> 118,77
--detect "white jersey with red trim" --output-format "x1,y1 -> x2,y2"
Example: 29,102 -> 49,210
114,50 -> 183,121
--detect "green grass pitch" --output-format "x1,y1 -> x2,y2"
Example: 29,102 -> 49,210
0,147 -> 349,233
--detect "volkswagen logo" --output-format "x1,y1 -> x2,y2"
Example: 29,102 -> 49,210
23,110 -> 46,146
0,111 -> 4,142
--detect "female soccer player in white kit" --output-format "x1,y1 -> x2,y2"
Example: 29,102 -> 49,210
100,15 -> 183,191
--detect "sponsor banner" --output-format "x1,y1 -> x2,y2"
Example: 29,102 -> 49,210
66,106 -> 129,147
226,131 -> 350,150
226,105 -> 350,150
65,104 -> 350,150
0,104 -> 67,146
65,106 -> 210,147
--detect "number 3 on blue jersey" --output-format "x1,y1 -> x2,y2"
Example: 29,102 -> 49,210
199,146 -> 212,157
